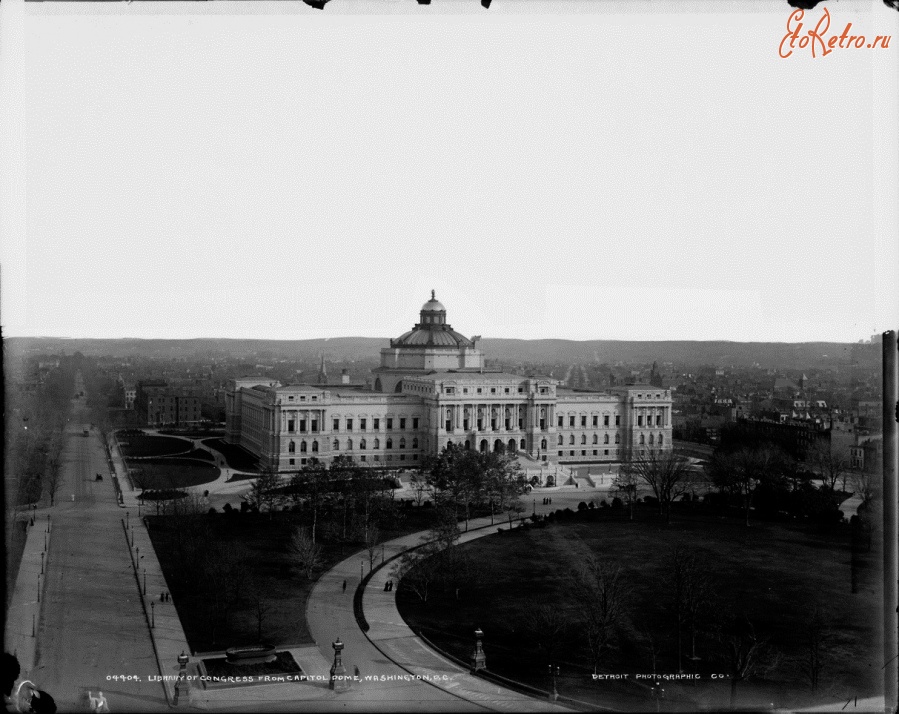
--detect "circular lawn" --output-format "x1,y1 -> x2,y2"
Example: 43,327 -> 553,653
130,458 -> 221,489
118,434 -> 193,458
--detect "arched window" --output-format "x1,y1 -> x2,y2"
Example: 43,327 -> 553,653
347,438 -> 353,450
558,435 -> 564,445
569,434 -> 575,445
639,434 -> 645,445
374,438 -> 380,449
360,438 -> 367,450
386,438 -> 393,449
400,437 -> 406,449
592,434 -> 598,444
658,433 -> 664,446
300,441 -> 307,453
479,439 -> 488,453
312,440 -> 319,452
581,434 -> 587,445
288,441 -> 295,453
604,434 -> 609,445
614,434 -> 620,444
540,439 -> 547,450
520,439 -> 526,450
412,437 -> 419,449
333,439 -> 340,450
648,433 -> 654,445
508,439 -> 516,452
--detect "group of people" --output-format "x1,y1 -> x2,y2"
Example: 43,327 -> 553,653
159,592 -> 171,603
542,497 -> 553,505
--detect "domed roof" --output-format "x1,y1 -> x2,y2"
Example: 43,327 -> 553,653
421,290 -> 445,313
392,326 -> 473,348
389,291 -> 473,349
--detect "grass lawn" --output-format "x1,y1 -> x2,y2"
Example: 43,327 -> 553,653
147,504 -> 451,654
202,438 -> 261,473
118,434 -> 193,458
129,458 -> 221,489
397,506 -> 882,712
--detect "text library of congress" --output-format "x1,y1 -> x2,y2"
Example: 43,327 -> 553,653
225,293 -> 673,473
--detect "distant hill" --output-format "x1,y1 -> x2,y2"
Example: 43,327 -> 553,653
5,336 -> 879,370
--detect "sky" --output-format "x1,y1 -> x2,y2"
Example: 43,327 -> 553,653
1,0 -> 897,343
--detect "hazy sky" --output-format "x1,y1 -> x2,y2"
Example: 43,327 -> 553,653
2,0 -> 897,343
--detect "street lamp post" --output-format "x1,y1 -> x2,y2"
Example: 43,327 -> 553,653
173,652 -> 190,705
151,601 -> 155,628
41,552 -> 44,575
360,560 -> 364,581
143,569 -> 147,595
329,638 -> 351,692
548,664 -> 559,701
470,628 -> 486,673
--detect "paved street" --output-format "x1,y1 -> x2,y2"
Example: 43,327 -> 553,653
30,390 -> 169,712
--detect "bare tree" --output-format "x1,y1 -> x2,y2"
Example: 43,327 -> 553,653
410,470 -> 431,507
391,548 -> 439,603
247,468 -> 284,518
247,579 -> 272,642
525,602 -> 570,667
809,442 -> 850,492
715,614 -> 780,709
665,545 -> 715,669
570,555 -> 627,675
707,445 -> 789,527
612,465 -> 642,521
365,524 -> 380,573
288,527 -> 322,580
630,451 -> 694,523
799,606 -> 827,693
850,470 -> 877,508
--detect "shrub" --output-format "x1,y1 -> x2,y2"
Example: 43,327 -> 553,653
577,501 -> 588,511
222,502 -> 233,513
600,499 -> 609,508
588,500 -> 597,509
207,507 -> 217,515
611,497 -> 623,509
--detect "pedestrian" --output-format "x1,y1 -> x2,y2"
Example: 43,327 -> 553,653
383,581 -> 390,592
342,579 -> 347,594
354,666 -> 360,680
160,593 -> 164,602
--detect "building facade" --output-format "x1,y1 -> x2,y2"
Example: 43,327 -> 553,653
225,294 -> 673,473
135,380 -> 202,426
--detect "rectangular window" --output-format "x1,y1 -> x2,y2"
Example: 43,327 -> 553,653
360,455 -> 366,462
581,416 -> 587,427
334,419 -> 340,431
311,419 -> 318,432
287,419 -> 295,432
604,415 -> 609,427
464,420 -> 470,430
615,416 -> 621,426
387,455 -> 394,462
299,419 -> 307,432
592,416 -> 598,427
505,388 -> 510,394
413,454 -> 418,461
582,450 -> 586,456
446,420 -> 452,432
593,450 -> 597,455
519,418 -> 523,429
312,396 -> 317,401
289,458 -> 295,465
346,419 -> 353,431
360,418 -> 367,431
477,419 -> 483,431
374,455 -> 380,462
413,418 -> 419,429
637,416 -> 643,426
387,418 -> 393,430
477,388 -> 482,394
446,387 -> 455,394
558,416 -> 564,428
300,396 -> 306,401
400,454 -> 406,461
604,449 -> 609,455
505,419 -> 511,430
569,416 -> 575,427
540,418 -> 546,430
558,451 -> 563,457
570,450 -> 575,456
491,419 -> 498,431
374,418 -> 380,430
657,414 -> 663,425
491,387 -> 496,394
400,418 -> 406,430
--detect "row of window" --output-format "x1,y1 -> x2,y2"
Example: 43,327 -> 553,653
287,436 -> 420,453
286,416 -> 419,434
555,432 -> 664,446
287,453 -> 419,466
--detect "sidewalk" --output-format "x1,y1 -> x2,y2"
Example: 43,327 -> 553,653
4,513 -> 52,680
358,517 -> 575,713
